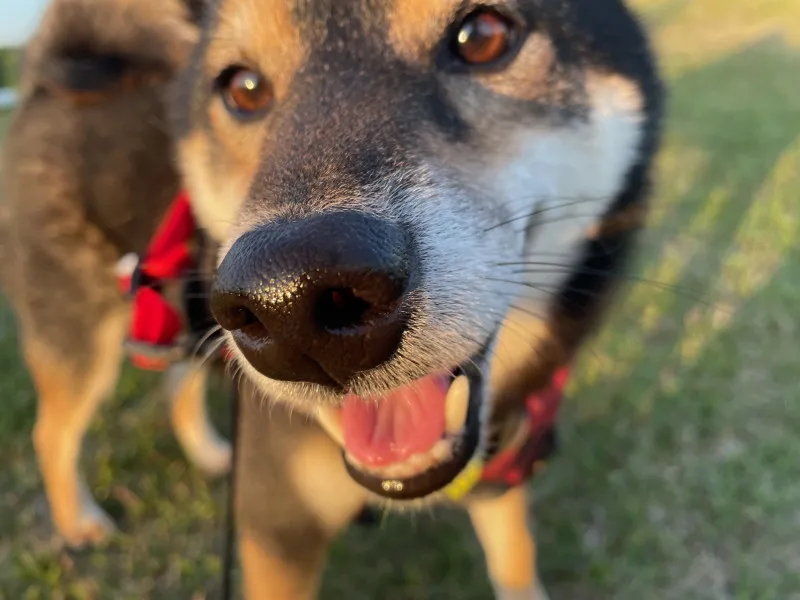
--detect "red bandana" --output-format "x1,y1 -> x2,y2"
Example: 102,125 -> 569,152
116,190 -> 196,371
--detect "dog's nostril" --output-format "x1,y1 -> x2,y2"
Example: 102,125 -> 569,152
239,315 -> 270,342
315,287 -> 371,331
216,303 -> 259,332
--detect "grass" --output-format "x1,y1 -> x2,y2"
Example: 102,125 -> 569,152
2,0 -> 800,597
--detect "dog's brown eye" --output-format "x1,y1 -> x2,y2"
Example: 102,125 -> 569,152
453,9 -> 517,66
219,67 -> 273,117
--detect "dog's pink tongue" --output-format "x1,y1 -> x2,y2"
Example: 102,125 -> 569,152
341,375 -> 449,467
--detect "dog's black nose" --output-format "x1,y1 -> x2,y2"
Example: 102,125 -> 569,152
211,212 -> 411,387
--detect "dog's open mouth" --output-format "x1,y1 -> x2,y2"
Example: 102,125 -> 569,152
322,359 -> 486,501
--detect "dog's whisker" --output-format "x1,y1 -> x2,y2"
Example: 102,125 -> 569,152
482,281 -> 598,318
198,337 -> 226,369
224,353 -> 243,383
511,211 -> 627,233
507,251 -> 579,260
483,195 -> 614,233
189,324 -> 224,359
488,261 -> 708,293
486,269 -> 713,305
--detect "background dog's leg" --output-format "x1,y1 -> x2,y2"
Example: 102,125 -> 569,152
236,384 -> 367,600
166,360 -> 231,476
25,310 -> 129,548
468,486 -> 549,600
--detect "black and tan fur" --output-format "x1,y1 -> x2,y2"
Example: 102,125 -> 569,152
0,0 -> 229,548
173,0 -> 664,598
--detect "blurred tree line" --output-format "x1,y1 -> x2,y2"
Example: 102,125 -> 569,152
0,47 -> 21,88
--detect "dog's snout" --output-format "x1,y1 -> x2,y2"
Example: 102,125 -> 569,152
211,212 -> 412,387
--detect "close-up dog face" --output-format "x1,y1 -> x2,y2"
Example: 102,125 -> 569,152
175,0 -> 661,503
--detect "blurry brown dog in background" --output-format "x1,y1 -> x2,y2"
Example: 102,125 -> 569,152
0,0 -> 228,548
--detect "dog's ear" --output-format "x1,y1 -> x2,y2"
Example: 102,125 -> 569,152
35,48 -> 182,107
21,0 -> 201,106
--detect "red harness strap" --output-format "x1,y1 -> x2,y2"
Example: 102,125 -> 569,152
480,366 -> 570,487
117,190 -> 197,371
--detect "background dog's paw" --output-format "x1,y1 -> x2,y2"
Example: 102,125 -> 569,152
494,582 -> 551,600
62,504 -> 117,549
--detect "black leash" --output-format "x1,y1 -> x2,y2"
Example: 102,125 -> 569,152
183,231 -> 240,600
220,381 -> 240,600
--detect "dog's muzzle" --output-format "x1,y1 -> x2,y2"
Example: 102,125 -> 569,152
211,211 -> 488,500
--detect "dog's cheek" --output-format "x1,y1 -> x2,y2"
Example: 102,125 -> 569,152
392,171 -> 517,355
465,72 -> 646,301
178,129 -> 253,243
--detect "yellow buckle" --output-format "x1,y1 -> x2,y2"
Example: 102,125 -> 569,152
443,458 -> 485,502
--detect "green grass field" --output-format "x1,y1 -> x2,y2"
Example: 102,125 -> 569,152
2,1 -> 800,598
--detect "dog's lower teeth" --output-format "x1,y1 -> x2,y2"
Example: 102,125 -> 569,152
445,374 -> 470,435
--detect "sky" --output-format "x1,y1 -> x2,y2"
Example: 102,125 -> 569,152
0,0 -> 49,48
